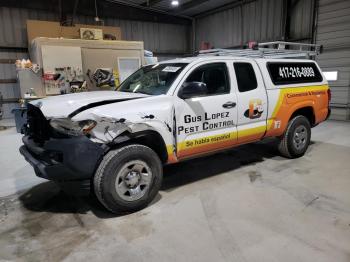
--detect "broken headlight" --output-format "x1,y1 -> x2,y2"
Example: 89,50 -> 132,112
50,118 -> 97,136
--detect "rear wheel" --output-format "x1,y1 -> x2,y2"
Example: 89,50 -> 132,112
94,144 -> 163,214
278,115 -> 311,158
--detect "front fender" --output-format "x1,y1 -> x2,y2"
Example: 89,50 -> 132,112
87,115 -> 174,146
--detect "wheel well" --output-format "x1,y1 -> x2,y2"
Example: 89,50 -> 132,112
110,130 -> 168,163
290,107 -> 315,126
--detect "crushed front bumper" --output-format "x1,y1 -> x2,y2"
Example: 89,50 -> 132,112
20,135 -> 106,195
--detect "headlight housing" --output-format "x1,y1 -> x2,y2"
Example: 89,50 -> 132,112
50,118 -> 97,136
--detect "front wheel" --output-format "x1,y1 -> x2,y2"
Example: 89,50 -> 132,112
278,115 -> 311,158
94,144 -> 163,214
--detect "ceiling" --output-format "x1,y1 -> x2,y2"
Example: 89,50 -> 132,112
114,0 -> 239,17
0,0 -> 242,25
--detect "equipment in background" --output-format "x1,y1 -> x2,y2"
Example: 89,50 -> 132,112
24,88 -> 37,98
144,50 -> 158,65
30,37 -> 144,92
80,28 -> 103,40
15,59 -> 40,74
104,34 -> 117,40
118,58 -> 141,83
43,66 -> 84,95
40,45 -> 84,95
92,68 -> 115,88
70,81 -> 88,93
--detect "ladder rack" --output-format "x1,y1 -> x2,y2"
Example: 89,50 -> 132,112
197,41 -> 322,59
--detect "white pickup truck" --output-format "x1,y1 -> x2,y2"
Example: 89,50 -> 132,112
20,55 -> 330,213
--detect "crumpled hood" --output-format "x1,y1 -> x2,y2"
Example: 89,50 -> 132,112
30,91 -> 148,118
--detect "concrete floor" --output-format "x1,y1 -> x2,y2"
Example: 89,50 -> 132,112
0,119 -> 350,262
0,119 -> 45,197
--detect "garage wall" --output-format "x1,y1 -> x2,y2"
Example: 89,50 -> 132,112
0,7 -> 191,54
0,6 -> 191,119
194,0 -> 349,121
315,0 -> 350,120
0,51 -> 28,119
194,0 -> 317,49
288,0 -> 315,41
194,0 -> 284,49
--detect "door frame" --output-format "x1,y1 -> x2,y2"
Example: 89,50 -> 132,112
172,59 -> 240,159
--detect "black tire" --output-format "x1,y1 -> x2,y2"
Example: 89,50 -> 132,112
278,115 -> 311,158
94,144 -> 163,214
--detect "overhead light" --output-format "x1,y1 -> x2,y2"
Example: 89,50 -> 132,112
171,0 -> 179,6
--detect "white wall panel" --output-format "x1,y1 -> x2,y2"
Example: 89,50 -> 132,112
316,0 -> 350,120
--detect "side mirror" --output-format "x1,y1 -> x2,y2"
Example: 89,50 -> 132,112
178,82 -> 208,99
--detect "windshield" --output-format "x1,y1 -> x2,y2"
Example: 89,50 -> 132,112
118,63 -> 188,95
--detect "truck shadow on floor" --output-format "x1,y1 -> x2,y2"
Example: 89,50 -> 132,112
18,139 -> 309,218
162,139 -> 283,192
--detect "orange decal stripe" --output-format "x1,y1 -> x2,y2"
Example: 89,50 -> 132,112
166,84 -> 329,163
265,84 -> 329,137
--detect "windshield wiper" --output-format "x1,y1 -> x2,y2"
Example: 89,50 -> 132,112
134,90 -> 152,95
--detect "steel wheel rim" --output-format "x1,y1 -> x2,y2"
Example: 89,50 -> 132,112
115,160 -> 153,202
293,125 -> 308,150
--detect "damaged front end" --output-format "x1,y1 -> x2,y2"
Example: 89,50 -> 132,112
20,102 -> 170,195
86,115 -> 157,144
19,89 -> 176,195
20,104 -> 106,195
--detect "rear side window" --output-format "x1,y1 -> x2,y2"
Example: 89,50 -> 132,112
267,62 -> 323,85
234,63 -> 258,92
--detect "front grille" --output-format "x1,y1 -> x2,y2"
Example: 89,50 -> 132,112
26,104 -> 52,143
26,104 -> 71,143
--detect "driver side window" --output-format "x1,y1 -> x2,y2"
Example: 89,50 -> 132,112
185,63 -> 230,96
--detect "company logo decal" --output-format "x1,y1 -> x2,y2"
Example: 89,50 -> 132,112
177,112 -> 234,135
181,132 -> 235,149
244,99 -> 264,119
274,120 -> 281,129
286,90 -> 326,98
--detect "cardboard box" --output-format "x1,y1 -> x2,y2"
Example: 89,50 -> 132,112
80,28 -> 103,40
26,20 -> 121,44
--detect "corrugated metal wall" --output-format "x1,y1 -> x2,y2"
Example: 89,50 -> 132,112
0,7 -> 191,54
316,0 -> 350,120
194,0 -> 349,120
194,0 -> 316,49
0,6 -> 191,119
289,0 -> 314,41
194,0 -> 284,49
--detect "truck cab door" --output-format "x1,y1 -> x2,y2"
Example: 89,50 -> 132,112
174,61 -> 238,160
232,61 -> 268,144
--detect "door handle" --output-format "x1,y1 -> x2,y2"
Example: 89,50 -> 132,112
222,101 -> 236,109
